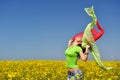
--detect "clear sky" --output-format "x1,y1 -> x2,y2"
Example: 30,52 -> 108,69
0,0 -> 120,60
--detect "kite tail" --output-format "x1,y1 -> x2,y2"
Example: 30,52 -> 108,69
89,42 -> 113,70
82,6 -> 113,70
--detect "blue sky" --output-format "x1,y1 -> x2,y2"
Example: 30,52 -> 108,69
0,0 -> 120,60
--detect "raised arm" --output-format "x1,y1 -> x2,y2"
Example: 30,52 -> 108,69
79,44 -> 90,62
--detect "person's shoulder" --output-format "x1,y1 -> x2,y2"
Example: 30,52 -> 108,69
74,46 -> 82,49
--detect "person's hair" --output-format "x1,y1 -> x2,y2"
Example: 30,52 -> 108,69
77,44 -> 85,59
77,44 -> 85,53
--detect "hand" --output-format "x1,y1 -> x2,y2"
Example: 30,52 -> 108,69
68,39 -> 73,44
86,44 -> 90,49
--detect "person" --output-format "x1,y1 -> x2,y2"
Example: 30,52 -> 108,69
65,37 -> 90,80
68,20 -> 104,46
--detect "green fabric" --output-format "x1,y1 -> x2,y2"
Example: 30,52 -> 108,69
65,46 -> 82,68
82,6 -> 113,70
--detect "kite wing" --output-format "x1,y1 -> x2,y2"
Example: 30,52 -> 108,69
82,6 -> 113,70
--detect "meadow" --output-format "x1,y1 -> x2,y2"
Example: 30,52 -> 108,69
0,60 -> 120,80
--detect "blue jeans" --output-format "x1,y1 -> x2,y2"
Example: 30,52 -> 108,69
67,70 -> 83,80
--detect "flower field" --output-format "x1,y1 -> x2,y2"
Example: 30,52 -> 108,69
0,60 -> 120,80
